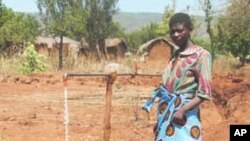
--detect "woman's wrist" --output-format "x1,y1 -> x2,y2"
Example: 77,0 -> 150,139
179,107 -> 188,114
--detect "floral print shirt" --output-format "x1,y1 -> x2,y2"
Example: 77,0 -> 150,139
162,45 -> 212,100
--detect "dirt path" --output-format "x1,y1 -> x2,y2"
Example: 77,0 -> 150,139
0,70 -> 249,141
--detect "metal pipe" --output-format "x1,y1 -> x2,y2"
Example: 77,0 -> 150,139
65,72 -> 161,78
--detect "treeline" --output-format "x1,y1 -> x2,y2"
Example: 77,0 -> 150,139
0,0 -> 249,68
0,0 -> 39,55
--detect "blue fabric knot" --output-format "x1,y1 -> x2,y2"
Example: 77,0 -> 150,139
142,85 -> 176,113
142,86 -> 201,141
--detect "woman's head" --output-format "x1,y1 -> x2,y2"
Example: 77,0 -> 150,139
169,13 -> 193,31
169,13 -> 193,48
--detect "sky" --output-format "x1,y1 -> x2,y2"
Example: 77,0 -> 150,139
2,0 -> 228,15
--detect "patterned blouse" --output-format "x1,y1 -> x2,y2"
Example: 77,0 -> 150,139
162,45 -> 212,100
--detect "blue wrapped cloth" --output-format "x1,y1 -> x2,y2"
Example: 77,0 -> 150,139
142,85 -> 202,141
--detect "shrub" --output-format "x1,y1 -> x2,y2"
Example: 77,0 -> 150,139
19,43 -> 47,74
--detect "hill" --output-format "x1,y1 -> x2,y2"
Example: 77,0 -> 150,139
113,12 -> 163,32
30,12 -> 163,33
30,12 -> 209,38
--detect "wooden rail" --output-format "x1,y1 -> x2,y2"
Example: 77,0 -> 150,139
64,72 -> 161,79
63,72 -> 161,141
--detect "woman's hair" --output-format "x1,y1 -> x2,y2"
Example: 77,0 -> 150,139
169,13 -> 193,31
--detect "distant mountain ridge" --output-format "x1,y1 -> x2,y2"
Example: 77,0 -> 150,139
113,12 -> 163,32
113,12 -> 208,39
29,12 -> 208,39
29,12 -> 163,33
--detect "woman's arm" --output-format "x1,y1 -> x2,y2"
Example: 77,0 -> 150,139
173,97 -> 204,125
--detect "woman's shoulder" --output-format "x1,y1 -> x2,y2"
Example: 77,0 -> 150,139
195,45 -> 212,57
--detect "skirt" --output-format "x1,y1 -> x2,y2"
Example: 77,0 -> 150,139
142,86 -> 202,141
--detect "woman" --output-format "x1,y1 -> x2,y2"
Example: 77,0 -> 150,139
143,13 -> 212,141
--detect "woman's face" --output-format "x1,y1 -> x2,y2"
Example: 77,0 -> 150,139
170,23 -> 191,48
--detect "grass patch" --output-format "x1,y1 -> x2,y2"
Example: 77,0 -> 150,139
0,55 -> 21,76
213,55 -> 241,75
1,50 -> 245,77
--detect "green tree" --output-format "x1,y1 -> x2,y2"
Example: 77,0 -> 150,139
157,7 -> 174,36
65,0 -> 88,40
0,4 -> 39,55
0,0 -> 2,16
38,0 -> 66,69
0,4 -> 14,53
215,0 -> 250,66
199,0 -> 216,59
192,38 -> 211,50
38,0 -> 73,69
124,23 -> 162,53
124,8 -> 174,53
85,0 -> 119,59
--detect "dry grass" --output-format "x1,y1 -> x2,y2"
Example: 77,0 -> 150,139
212,55 -> 241,75
63,53 -> 136,74
0,133 -> 9,141
0,55 -> 21,76
0,53 -> 245,77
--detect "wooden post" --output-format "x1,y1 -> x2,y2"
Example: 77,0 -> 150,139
103,71 -> 117,141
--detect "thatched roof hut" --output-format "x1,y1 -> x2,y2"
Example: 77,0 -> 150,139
137,37 -> 176,61
136,37 -> 176,74
105,38 -> 127,60
55,36 -> 79,47
35,37 -> 56,57
35,36 -> 80,57
35,36 -> 55,48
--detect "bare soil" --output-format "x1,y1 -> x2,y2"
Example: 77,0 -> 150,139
0,66 -> 249,141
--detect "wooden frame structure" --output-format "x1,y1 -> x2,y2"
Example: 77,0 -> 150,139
63,72 -> 161,141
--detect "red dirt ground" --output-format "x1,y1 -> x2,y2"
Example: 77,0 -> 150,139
0,66 -> 249,141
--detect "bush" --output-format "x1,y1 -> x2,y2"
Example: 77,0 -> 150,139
192,38 -> 211,51
19,43 -> 47,74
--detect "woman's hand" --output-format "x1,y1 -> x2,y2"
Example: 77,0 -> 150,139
172,97 -> 205,125
173,108 -> 186,125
